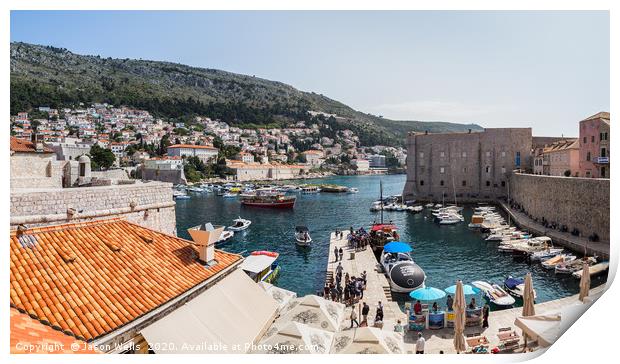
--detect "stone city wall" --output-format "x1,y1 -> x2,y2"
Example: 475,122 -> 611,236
508,173 -> 610,243
10,181 -> 177,235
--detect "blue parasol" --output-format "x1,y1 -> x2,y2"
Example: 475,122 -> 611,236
409,287 -> 446,301
383,241 -> 413,253
445,284 -> 480,295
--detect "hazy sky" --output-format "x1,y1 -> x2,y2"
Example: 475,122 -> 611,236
11,11 -> 609,136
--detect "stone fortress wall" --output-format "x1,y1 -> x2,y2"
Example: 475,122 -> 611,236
508,173 -> 610,243
10,181 -> 177,235
403,128 -> 532,202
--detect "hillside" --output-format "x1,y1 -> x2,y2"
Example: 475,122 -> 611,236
10,42 -> 483,146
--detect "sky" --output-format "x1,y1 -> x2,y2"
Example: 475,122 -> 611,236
10,11 -> 610,136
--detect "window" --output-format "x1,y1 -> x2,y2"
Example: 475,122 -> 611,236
501,166 -> 506,174
501,151 -> 506,157
516,151 -> 521,167
583,137 -> 587,144
419,152 -> 424,158
486,181 -> 490,187
462,152 -> 467,158
592,135 -> 595,142
586,152 -> 591,161
440,167 -> 445,174
485,166 -> 490,173
463,167 -> 467,173
486,151 -> 491,157
440,151 -> 445,157
601,148 -> 607,158
440,180 -> 444,186
462,180 -> 467,186
601,167 -> 606,178
501,181 -> 506,187
420,180 -> 424,186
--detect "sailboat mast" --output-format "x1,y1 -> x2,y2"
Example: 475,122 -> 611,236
380,180 -> 384,224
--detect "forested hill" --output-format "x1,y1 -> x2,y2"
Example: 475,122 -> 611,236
10,42 -> 483,146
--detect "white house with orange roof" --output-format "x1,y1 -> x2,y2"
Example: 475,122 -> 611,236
302,149 -> 325,167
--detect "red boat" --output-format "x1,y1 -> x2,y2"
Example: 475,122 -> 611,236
240,194 -> 296,208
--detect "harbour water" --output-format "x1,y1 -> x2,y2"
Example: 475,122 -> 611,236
175,174 -> 606,305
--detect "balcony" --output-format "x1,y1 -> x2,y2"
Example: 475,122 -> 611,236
595,156 -> 609,164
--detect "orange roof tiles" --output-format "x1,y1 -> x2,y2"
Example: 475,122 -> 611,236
10,137 -> 54,153
10,218 -> 242,342
10,308 -> 101,354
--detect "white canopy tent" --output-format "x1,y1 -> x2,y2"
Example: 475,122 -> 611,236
514,301 -> 594,347
140,269 -> 278,353
277,295 -> 345,332
258,281 -> 297,312
253,321 -> 334,354
330,327 -> 405,354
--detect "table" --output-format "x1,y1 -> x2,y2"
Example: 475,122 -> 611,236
466,335 -> 490,348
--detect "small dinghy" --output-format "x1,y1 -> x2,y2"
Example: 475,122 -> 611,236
227,217 -> 252,232
541,254 -> 576,269
530,247 -> 564,261
295,226 -> 312,246
503,276 -> 537,300
472,281 -> 515,307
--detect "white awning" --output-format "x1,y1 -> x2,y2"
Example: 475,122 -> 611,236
240,254 -> 277,274
140,269 -> 278,353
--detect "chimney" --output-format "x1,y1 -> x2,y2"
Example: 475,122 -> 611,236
187,223 -> 223,265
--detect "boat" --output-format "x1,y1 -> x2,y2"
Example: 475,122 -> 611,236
240,193 -> 296,208
301,185 -> 320,194
240,251 -> 281,283
541,254 -> 576,269
227,217 -> 252,232
223,192 -> 238,198
425,203 -> 434,208
295,226 -> 312,246
472,281 -> 516,307
218,230 -> 234,242
370,201 -> 383,211
503,277 -> 537,299
187,186 -> 204,193
368,223 -> 399,253
555,257 -> 597,274
438,215 -> 462,225
347,187 -> 359,193
573,261 -> 609,279
529,247 -> 564,261
407,205 -> 424,213
380,250 -> 414,274
387,261 -> 426,293
174,193 -> 190,200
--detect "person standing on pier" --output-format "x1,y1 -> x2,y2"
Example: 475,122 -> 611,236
350,305 -> 360,328
334,246 -> 339,262
362,302 -> 370,324
336,262 -> 343,276
482,304 -> 490,328
338,247 -> 344,261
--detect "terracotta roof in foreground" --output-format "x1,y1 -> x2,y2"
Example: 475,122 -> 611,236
10,137 -> 54,153
10,218 -> 242,342
10,308 -> 101,354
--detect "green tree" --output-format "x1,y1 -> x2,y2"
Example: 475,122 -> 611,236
89,145 -> 116,170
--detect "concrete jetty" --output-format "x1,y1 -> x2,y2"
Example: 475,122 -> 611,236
499,201 -> 609,260
325,231 -> 407,330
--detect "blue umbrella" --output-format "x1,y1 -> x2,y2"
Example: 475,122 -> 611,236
409,287 -> 446,301
383,241 -> 413,253
445,284 -> 480,295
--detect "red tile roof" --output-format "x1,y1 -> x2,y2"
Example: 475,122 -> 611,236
9,137 -> 54,153
10,308 -> 101,354
10,218 -> 242,342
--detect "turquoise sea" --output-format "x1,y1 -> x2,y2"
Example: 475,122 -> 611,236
175,174 -> 606,306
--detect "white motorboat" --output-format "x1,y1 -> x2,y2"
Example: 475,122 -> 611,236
227,217 -> 252,232
173,191 -> 190,200
439,216 -> 462,225
370,201 -> 383,211
503,276 -> 537,300
555,257 -> 597,274
347,187 -> 359,193
529,247 -> 564,261
408,205 -> 424,213
295,226 -> 312,246
425,203 -> 435,208
472,281 -> 516,307
380,251 -> 413,274
573,261 -> 609,279
218,230 -> 234,243
541,254 -> 576,269
187,186 -> 204,193
388,261 -> 426,293
223,192 -> 238,198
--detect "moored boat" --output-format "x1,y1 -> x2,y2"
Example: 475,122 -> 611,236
555,257 -> 596,274
541,254 -> 576,269
240,251 -> 281,283
240,194 -> 296,208
572,261 -> 609,279
472,281 -> 516,307
388,261 -> 426,293
503,276 -> 537,300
